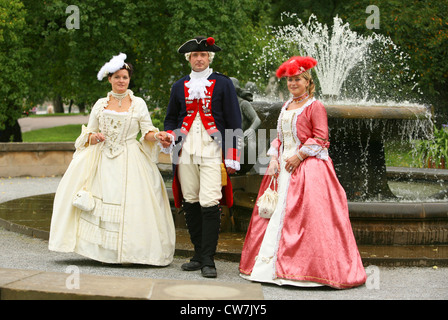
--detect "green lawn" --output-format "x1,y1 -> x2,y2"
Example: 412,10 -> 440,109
22,124 -> 143,143
22,124 -> 83,142
28,113 -> 88,118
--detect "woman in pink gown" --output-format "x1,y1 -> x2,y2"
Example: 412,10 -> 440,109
239,56 -> 366,289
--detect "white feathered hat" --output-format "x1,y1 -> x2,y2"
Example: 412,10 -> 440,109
97,53 -> 129,81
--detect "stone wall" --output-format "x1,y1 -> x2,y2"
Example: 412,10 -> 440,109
0,142 -> 171,177
0,143 -> 74,177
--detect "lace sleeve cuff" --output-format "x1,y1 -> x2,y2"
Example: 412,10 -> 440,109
140,127 -> 161,163
159,133 -> 175,154
299,144 -> 329,160
74,125 -> 96,153
225,159 -> 240,171
267,146 -> 278,157
267,138 -> 281,157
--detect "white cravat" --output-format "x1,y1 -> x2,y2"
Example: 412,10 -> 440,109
161,67 -> 240,170
185,67 -> 213,100
183,67 -> 220,158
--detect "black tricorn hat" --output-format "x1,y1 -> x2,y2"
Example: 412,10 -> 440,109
178,36 -> 222,53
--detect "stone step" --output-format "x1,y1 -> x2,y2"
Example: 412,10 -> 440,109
0,268 -> 263,300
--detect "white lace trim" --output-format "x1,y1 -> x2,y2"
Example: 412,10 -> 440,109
104,89 -> 135,111
88,198 -> 123,223
276,98 -> 314,145
78,214 -> 119,251
103,109 -> 129,115
74,125 -> 96,154
140,125 -> 159,141
267,146 -> 278,157
159,133 -> 175,154
185,68 -> 213,100
225,159 -> 240,171
300,144 -> 329,160
269,98 -> 328,161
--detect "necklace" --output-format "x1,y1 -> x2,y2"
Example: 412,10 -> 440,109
111,90 -> 129,107
292,92 -> 309,104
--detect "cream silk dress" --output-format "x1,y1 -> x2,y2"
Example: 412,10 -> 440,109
49,90 -> 175,265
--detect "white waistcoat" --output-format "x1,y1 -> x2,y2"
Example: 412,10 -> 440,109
182,113 -> 221,158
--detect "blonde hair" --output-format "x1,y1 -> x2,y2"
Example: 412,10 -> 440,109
300,71 -> 315,98
185,51 -> 215,64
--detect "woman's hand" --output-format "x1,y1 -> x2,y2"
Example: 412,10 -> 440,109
266,159 -> 279,178
89,133 -> 105,145
145,131 -> 171,146
285,151 -> 306,173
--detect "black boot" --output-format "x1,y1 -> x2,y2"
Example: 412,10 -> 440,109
182,201 -> 202,271
200,205 -> 221,277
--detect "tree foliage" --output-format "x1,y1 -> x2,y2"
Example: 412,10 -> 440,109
0,0 -> 30,131
19,0 -> 270,113
1,0 -> 447,132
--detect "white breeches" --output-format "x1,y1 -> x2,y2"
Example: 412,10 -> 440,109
178,151 -> 222,207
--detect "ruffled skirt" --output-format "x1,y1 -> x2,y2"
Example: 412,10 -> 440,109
239,157 -> 366,289
49,142 -> 175,266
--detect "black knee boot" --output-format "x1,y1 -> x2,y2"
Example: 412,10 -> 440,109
182,201 -> 202,270
201,204 -> 221,270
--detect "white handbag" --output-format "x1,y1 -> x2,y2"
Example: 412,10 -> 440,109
257,176 -> 278,219
73,187 -> 95,211
72,145 -> 99,212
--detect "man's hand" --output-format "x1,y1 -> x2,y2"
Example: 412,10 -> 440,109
157,132 -> 173,148
226,167 -> 236,175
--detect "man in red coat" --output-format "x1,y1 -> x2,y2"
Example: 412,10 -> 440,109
162,36 -> 242,278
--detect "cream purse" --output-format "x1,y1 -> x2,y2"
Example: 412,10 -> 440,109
257,176 -> 278,219
73,188 -> 95,211
72,144 -> 98,212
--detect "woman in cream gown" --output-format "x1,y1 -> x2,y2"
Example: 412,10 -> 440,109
49,54 -> 175,265
239,56 -> 366,289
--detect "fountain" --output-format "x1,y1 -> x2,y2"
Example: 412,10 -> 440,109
227,14 -> 448,248
237,14 -> 432,200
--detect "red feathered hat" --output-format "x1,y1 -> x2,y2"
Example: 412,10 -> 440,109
276,56 -> 317,78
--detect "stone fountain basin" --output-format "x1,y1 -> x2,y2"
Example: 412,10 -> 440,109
325,104 -> 430,120
247,101 -> 432,200
252,101 -> 430,118
229,174 -> 448,246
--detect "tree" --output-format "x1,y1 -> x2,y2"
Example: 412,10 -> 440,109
20,0 -> 270,115
0,0 -> 30,141
3,0 -> 274,135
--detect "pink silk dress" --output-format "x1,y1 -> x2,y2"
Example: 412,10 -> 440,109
239,98 -> 366,289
